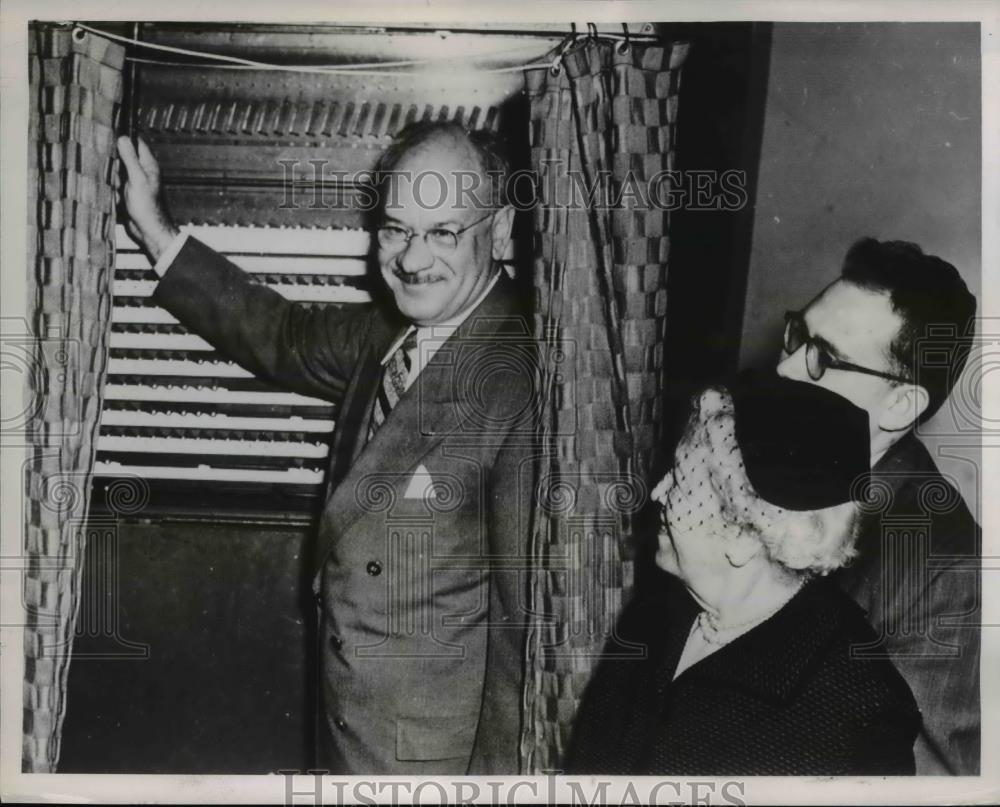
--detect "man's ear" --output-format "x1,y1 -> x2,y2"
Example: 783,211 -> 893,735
490,205 -> 515,262
725,529 -> 763,568
877,383 -> 930,432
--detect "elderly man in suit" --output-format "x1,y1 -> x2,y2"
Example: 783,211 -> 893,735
776,238 -> 980,774
116,122 -> 537,775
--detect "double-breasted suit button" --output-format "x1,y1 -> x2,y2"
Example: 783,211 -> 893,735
329,634 -> 343,651
366,560 -> 382,576
334,717 -> 347,731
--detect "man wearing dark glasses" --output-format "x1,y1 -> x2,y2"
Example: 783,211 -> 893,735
776,237 -> 980,775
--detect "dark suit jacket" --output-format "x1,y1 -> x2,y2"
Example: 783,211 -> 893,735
153,237 -> 538,774
832,433 -> 981,774
565,573 -> 920,775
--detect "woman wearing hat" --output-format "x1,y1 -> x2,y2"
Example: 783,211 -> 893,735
564,376 -> 920,775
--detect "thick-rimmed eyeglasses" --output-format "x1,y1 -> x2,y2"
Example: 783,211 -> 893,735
783,310 -> 912,384
376,211 -> 495,255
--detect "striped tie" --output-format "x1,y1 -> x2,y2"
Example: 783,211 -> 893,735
368,330 -> 417,442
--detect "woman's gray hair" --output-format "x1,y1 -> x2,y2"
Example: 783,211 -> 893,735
670,386 -> 860,577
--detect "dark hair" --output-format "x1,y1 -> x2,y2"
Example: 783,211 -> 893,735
369,121 -> 512,213
841,237 -> 976,421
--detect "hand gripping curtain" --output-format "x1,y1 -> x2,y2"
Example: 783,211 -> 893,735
23,23 -> 124,772
521,37 -> 689,771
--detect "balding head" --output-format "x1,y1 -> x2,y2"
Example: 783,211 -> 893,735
373,121 -> 511,213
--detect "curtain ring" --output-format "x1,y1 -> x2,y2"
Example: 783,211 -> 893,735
617,23 -> 631,54
550,32 -> 574,75
72,26 -> 87,42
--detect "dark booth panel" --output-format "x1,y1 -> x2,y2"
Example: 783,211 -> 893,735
661,22 -> 772,407
59,520 -> 316,774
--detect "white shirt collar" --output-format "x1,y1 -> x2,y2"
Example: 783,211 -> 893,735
380,268 -> 504,365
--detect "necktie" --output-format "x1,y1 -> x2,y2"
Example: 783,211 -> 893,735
368,330 -> 417,442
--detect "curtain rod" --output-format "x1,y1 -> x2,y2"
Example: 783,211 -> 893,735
70,21 -> 660,42
73,22 -> 669,76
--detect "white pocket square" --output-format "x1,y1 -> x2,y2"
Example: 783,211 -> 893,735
403,464 -> 436,499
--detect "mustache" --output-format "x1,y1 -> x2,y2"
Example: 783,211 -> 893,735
387,265 -> 447,285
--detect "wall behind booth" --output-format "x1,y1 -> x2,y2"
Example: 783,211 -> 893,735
739,22 -> 982,514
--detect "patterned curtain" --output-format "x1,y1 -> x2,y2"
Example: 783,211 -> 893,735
521,38 -> 689,771
23,23 -> 124,772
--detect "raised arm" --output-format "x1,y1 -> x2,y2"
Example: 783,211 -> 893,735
116,136 -> 375,403
117,136 -> 181,263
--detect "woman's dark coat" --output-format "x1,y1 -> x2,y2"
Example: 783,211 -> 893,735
565,573 -> 920,775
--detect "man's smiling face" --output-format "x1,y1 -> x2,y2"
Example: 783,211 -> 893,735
377,135 -> 503,326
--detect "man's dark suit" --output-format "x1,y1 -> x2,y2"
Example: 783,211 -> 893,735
152,237 -> 537,774
832,432 -> 981,774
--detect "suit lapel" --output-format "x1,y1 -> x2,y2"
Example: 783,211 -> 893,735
326,341 -> 382,490
320,363 -> 456,546
315,273 -> 524,570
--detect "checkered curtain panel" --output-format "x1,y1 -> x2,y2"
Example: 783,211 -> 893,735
521,38 -> 689,771
23,24 -> 124,772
